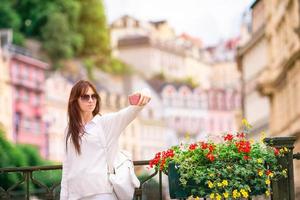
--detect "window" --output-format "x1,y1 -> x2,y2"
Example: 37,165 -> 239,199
33,94 -> 40,106
34,120 -> 41,134
23,90 -> 29,102
23,118 -> 31,132
15,89 -> 20,100
23,66 -> 29,80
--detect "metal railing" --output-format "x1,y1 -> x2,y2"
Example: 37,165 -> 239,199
0,161 -> 163,200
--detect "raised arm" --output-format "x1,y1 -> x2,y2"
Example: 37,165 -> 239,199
101,91 -> 151,146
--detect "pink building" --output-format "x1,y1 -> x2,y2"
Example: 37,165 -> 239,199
9,47 -> 49,157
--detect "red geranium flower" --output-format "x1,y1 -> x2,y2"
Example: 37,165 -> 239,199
224,134 -> 234,141
189,143 -> 198,151
206,153 -> 215,161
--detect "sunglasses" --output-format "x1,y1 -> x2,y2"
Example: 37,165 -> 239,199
80,94 -> 98,101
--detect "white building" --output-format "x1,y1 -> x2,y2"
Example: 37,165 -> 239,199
44,72 -> 73,161
110,15 -> 211,88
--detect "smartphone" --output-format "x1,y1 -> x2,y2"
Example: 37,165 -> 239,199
128,93 -> 141,105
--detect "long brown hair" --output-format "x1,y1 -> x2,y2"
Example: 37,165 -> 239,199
66,80 -> 101,155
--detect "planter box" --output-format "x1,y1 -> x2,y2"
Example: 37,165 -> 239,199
168,162 -> 268,199
168,162 -> 194,199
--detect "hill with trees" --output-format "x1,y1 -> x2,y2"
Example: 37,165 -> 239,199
0,0 -> 130,75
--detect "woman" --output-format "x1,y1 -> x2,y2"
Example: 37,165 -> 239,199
60,80 -> 151,200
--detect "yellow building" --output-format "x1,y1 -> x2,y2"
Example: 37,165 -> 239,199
0,33 -> 13,141
237,0 -> 270,139
240,0 -> 300,196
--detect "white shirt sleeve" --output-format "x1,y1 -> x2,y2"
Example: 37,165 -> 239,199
101,105 -> 144,146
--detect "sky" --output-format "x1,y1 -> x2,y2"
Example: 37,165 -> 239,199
103,0 -> 255,46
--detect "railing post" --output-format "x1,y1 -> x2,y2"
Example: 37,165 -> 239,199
264,136 -> 296,200
24,171 -> 30,200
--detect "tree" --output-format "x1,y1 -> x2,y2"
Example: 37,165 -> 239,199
0,1 -> 24,44
77,0 -> 111,56
41,12 -> 74,61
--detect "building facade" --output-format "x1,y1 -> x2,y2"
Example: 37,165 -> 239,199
237,0 -> 270,139
44,73 -> 73,161
0,37 -> 13,140
152,83 -> 240,142
8,46 -> 49,157
237,0 -> 300,195
255,0 -> 300,194
110,16 -> 211,88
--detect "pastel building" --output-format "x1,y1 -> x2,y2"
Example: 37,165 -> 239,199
0,31 -> 13,139
150,82 -> 241,142
8,45 -> 49,157
44,73 -> 73,161
237,0 -> 270,138
110,15 -> 211,88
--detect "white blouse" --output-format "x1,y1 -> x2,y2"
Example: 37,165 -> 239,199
60,105 -> 144,200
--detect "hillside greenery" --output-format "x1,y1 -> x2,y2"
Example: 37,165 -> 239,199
0,129 -> 61,197
0,0 -> 130,75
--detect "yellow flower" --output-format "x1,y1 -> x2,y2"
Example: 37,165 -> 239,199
249,139 -> 254,144
222,180 -> 228,187
242,118 -> 252,129
283,169 -> 287,174
185,133 -> 190,141
217,182 -> 223,187
208,181 -> 214,188
216,193 -> 222,200
260,131 -> 266,143
232,189 -> 241,199
258,171 -> 263,176
257,158 -> 263,163
266,190 -> 270,196
194,197 -> 200,200
223,192 -> 229,198
268,172 -> 274,177
265,179 -> 271,185
280,148 -> 285,154
283,147 -> 289,152
240,189 -> 249,198
210,193 -> 215,199
209,173 -> 215,177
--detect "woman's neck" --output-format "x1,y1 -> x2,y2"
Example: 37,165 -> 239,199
81,112 -> 93,125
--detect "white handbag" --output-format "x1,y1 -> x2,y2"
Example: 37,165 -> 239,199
108,150 -> 140,200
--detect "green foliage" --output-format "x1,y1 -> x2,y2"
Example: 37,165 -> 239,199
183,77 -> 198,88
1,0 -> 127,75
0,1 -> 21,30
152,72 -> 166,81
41,12 -> 74,60
77,0 -> 110,56
0,1 -> 24,45
0,129 -> 61,193
100,57 -> 131,75
83,58 -> 95,80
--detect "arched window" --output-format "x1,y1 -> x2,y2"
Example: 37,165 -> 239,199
161,85 -> 176,106
178,86 -> 192,107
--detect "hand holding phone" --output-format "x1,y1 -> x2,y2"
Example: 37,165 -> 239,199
128,93 -> 141,105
